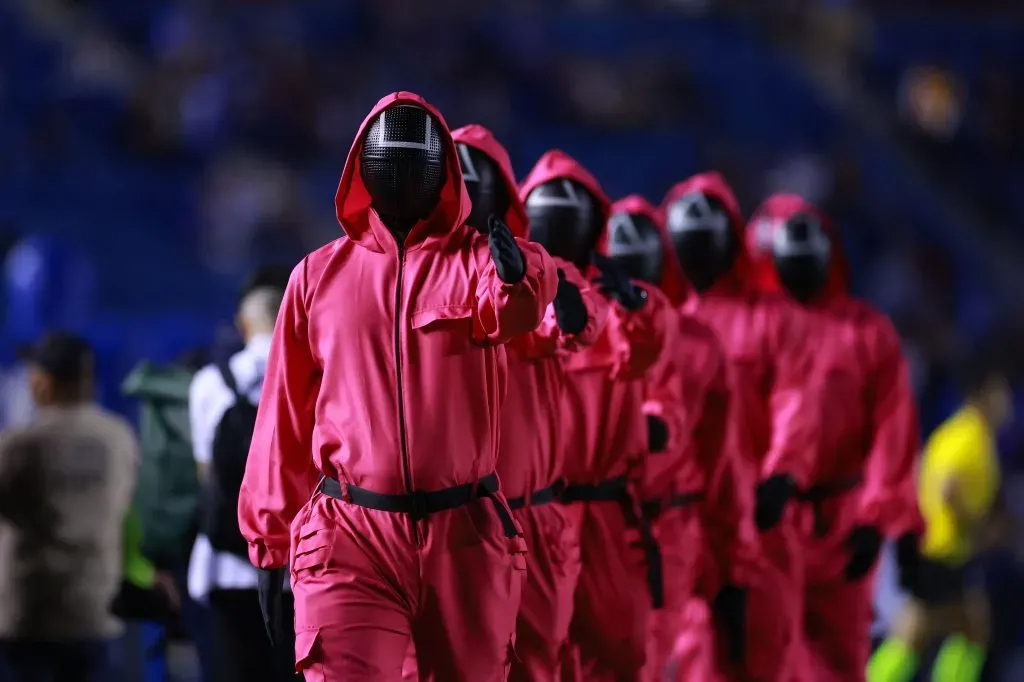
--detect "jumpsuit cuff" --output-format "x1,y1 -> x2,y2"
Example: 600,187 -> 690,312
249,540 -> 289,570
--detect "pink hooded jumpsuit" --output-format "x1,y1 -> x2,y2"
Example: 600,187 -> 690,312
448,126 -> 608,682
237,92 -> 558,682
746,195 -> 922,682
520,153 -> 673,682
601,196 -> 761,682
660,173 -> 822,682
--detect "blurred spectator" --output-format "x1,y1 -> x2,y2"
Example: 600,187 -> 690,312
0,333 -> 138,682
897,65 -> 965,141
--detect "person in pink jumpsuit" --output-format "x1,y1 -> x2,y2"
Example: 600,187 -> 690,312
745,194 -> 922,682
659,172 -> 822,682
236,92 -> 558,682
451,125 -> 608,682
601,195 -> 761,682
519,152 -> 673,682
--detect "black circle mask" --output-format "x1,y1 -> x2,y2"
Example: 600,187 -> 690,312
772,212 -> 831,302
457,143 -> 509,234
525,179 -> 601,270
605,211 -> 664,284
664,191 -> 736,292
360,105 -> 446,228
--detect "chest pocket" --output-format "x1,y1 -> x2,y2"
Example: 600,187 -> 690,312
410,304 -> 477,358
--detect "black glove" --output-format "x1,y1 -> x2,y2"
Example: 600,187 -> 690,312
844,525 -> 883,581
258,567 -> 287,648
553,268 -> 588,335
647,415 -> 669,453
895,532 -> 921,593
755,474 -> 796,531
712,585 -> 747,663
591,252 -> 648,311
488,215 -> 526,284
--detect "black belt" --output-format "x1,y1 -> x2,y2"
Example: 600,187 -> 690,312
639,490 -> 705,610
560,476 -> 630,504
640,491 -> 705,520
320,473 -> 517,538
563,476 -> 668,609
794,475 -> 863,537
507,479 -> 566,511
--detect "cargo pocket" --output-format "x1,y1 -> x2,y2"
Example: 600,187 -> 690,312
290,517 -> 334,585
410,305 -> 476,357
295,629 -> 324,682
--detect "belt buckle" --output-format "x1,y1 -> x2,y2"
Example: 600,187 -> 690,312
552,477 -> 567,499
409,491 -> 429,521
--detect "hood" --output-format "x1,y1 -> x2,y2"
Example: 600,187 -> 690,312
451,124 -> 530,239
746,193 -> 849,302
660,171 -> 751,291
606,194 -> 691,306
334,91 -> 471,252
518,149 -> 612,248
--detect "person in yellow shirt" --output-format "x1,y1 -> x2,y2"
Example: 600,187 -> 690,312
868,363 -> 1013,682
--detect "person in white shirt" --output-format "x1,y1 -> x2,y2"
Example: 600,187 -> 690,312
187,283 -> 293,682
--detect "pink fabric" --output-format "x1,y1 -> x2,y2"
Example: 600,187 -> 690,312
519,153 -> 672,680
802,575 -> 874,682
451,126 -> 608,500
448,127 -> 602,681
508,504 -> 584,682
746,194 -> 922,679
292,494 -> 525,681
238,92 -> 557,681
568,501 -> 650,681
660,174 -> 822,682
746,194 -> 922,541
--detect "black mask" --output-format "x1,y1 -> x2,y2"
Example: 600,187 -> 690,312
772,212 -> 831,302
360,105 -> 446,235
525,179 -> 601,271
605,211 -> 664,284
457,143 -> 508,234
664,191 -> 736,292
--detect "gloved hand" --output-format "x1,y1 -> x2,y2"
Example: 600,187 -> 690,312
647,414 -> 669,453
553,268 -> 588,335
257,567 -> 287,648
895,532 -> 921,593
844,525 -> 883,581
488,215 -> 525,284
591,252 -> 648,311
755,474 -> 796,531
712,585 -> 747,663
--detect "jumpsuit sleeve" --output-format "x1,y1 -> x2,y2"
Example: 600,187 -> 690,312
696,359 -> 761,598
474,237 -> 558,345
520,261 -> 610,358
761,306 -> 820,488
607,281 -> 671,380
238,260 -> 322,570
858,319 -> 923,537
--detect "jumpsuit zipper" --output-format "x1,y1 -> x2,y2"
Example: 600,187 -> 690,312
392,240 -> 419,544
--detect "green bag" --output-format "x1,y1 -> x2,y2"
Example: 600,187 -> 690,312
122,361 -> 199,568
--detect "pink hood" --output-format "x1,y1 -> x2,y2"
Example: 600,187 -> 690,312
334,91 -> 472,253
450,124 -> 530,240
518,149 -> 612,250
660,171 -> 752,294
606,194 -> 691,307
746,193 -> 850,304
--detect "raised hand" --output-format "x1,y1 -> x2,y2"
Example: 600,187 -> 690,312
488,215 -> 526,284
591,252 -> 647,311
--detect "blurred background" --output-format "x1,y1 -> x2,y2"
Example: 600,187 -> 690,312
0,0 -> 1022,680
